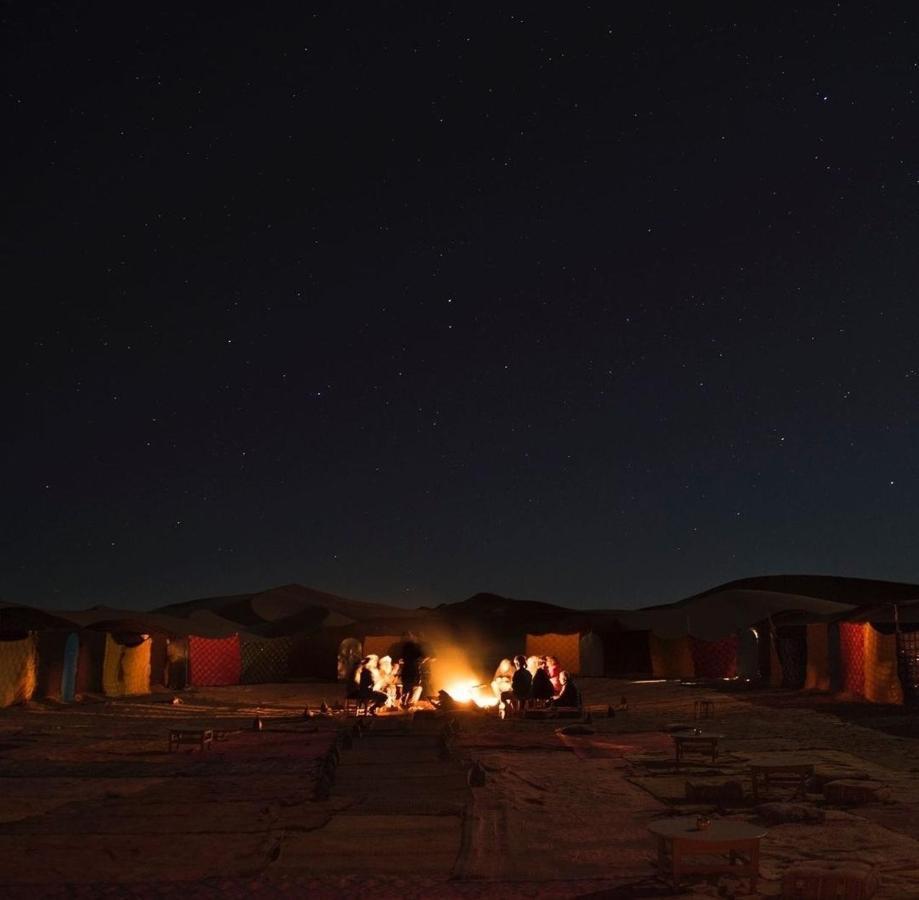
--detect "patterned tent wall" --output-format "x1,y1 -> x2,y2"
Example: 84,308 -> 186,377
241,635 -> 295,684
525,633 -> 581,674
775,625 -> 807,689
188,634 -> 241,686
839,622 -> 866,697
649,634 -> 695,679
756,628 -> 781,685
804,623 -> 831,691
689,635 -> 738,679
897,630 -> 919,707
102,634 -> 152,697
0,635 -> 37,708
864,625 -> 903,705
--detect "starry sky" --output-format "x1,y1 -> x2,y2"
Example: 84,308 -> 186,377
4,4 -> 919,612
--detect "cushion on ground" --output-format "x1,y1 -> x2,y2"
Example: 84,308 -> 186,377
823,780 -> 891,806
781,860 -> 878,899
813,767 -> 869,790
755,801 -> 825,825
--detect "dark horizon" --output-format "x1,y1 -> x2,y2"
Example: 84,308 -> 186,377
5,5 -> 918,612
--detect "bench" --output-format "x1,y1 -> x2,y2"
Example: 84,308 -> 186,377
750,762 -> 814,800
168,728 -> 213,752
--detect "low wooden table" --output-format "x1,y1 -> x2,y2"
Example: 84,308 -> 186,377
673,731 -> 723,766
648,816 -> 767,894
750,762 -> 814,800
168,728 -> 213,752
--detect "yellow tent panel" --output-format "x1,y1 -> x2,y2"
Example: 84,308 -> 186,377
649,634 -> 695,679
804,623 -> 830,691
103,634 -> 152,697
0,635 -> 37,708
526,633 -> 581,674
864,625 -> 903,705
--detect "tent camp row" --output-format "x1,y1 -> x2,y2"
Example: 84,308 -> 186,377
4,577 -> 919,709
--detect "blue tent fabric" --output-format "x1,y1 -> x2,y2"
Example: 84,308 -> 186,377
241,635 -> 295,683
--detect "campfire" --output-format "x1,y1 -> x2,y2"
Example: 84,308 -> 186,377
440,678 -> 498,708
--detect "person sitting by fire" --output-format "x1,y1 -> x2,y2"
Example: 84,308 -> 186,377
545,655 -> 561,694
491,658 -> 514,700
500,654 -> 532,714
549,670 -> 580,709
355,657 -> 389,714
530,656 -> 555,705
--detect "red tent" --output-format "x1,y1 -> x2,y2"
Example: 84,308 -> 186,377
689,635 -> 738,679
188,635 -> 241,686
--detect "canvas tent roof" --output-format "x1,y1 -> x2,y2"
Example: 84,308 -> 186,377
0,602 -> 77,633
55,606 -> 240,639
620,588 -> 855,641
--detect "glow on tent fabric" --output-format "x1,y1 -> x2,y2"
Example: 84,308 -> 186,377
362,635 -> 402,659
768,637 -> 782,687
804,623 -> 831,691
649,634 -> 695,679
0,634 -> 37,707
102,634 -> 152,697
525,633 -> 580,674
863,625 -> 903,705
839,622 -> 866,697
188,634 -> 241,686
689,635 -> 738,679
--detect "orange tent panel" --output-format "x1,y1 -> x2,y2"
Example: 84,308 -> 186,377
864,625 -> 903,705
0,635 -> 37,708
804,623 -> 831,691
649,634 -> 695,679
526,633 -> 580,674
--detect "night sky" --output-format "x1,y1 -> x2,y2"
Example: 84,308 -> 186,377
4,5 -> 919,612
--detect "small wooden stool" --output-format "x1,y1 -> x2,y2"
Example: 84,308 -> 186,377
693,699 -> 715,719
168,728 -> 213,752
673,732 -> 722,767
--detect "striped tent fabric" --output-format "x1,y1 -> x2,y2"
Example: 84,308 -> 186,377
241,635 -> 295,684
188,634 -> 241,686
102,634 -> 152,697
649,634 -> 695,679
839,622 -> 866,697
689,635 -> 738,679
897,630 -> 919,707
525,633 -> 581,674
804,623 -> 831,691
775,626 -> 807,689
864,625 -> 903,705
0,634 -> 37,708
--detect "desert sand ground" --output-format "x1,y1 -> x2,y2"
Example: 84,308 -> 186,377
1,678 -> 918,898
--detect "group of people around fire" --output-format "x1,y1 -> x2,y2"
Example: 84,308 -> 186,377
490,654 -> 580,713
346,634 -> 429,715
345,634 -> 580,715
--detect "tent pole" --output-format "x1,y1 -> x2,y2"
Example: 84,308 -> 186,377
894,604 -> 901,635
